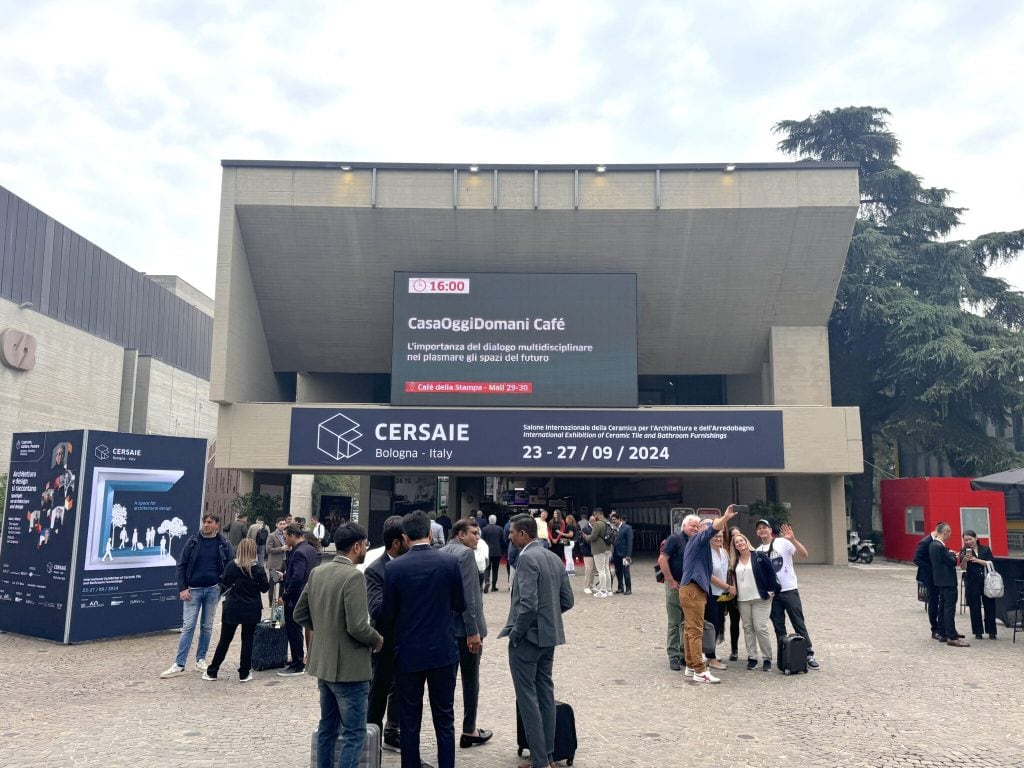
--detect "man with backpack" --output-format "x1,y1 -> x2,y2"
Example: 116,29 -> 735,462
586,508 -> 612,598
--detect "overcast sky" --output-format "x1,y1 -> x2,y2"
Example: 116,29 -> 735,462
1,0 -> 1021,298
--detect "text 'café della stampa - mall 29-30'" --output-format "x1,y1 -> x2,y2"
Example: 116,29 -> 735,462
211,160 -> 862,562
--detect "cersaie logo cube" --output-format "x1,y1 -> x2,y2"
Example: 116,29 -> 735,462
317,413 -> 363,460
94,445 -> 110,460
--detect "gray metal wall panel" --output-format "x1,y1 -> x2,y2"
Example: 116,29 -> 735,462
126,270 -> 139,349
19,205 -> 39,305
10,199 -> 29,304
115,260 -> 128,345
100,250 -> 113,340
81,242 -> 96,333
73,235 -> 87,328
0,188 -> 10,298
0,192 -> 16,299
47,225 -> 64,317
56,228 -> 71,322
30,209 -> 46,307
39,218 -> 55,313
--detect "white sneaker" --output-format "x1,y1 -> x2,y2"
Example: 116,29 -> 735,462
691,670 -> 721,684
201,671 -> 217,681
684,666 -> 694,677
160,664 -> 185,679
583,588 -> 593,594
196,659 -> 208,671
239,673 -> 253,682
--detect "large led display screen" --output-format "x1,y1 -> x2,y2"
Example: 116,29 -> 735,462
390,273 -> 638,407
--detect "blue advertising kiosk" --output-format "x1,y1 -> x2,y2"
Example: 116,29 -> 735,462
0,430 -> 207,643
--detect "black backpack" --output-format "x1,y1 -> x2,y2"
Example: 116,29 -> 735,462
601,522 -> 617,548
255,526 -> 269,546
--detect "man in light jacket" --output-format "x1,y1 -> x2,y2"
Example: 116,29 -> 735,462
295,522 -> 383,768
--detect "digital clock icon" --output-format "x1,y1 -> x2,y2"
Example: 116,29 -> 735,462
411,279 -> 427,293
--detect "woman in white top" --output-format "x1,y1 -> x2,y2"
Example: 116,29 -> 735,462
706,529 -> 734,670
730,531 -> 777,671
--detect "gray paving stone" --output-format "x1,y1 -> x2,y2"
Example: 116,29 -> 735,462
1,559 -> 1023,767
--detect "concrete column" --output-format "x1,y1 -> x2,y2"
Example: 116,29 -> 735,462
290,473 -> 315,522
824,475 -> 847,566
769,326 -> 831,405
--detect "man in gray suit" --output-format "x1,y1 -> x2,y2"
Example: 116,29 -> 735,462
441,518 -> 493,750
295,522 -> 383,768
498,514 -> 574,768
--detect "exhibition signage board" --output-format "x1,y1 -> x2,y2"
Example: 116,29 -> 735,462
390,272 -> 639,407
289,407 -> 784,471
0,430 -> 84,641
0,430 -> 207,644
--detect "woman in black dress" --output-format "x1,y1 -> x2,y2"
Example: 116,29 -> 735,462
957,530 -> 997,640
203,538 -> 269,681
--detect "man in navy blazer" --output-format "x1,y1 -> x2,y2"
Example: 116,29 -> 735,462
499,513 -> 574,768
382,510 -> 466,768
913,526 -> 941,640
929,522 -> 968,647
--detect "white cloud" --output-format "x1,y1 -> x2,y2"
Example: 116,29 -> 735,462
0,0 -> 1021,296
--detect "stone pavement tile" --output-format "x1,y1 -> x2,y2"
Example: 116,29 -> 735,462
2,558 -> 1024,767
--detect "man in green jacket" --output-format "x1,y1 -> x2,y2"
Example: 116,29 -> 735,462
296,522 -> 383,768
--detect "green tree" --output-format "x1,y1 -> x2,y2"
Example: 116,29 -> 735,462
774,106 -> 1024,532
230,492 -> 283,526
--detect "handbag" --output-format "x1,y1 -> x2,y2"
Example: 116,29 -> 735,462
983,562 -> 1004,599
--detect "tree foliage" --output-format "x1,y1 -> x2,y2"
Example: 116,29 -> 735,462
230,492 -> 283,526
775,107 -> 1024,531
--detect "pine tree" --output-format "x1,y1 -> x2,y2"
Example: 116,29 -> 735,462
774,107 -> 1024,532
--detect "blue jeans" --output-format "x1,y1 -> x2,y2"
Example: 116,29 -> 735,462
316,678 -> 370,768
174,585 -> 220,667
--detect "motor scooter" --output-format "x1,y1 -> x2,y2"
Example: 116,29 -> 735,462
847,531 -> 875,564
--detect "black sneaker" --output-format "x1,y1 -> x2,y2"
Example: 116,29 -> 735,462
669,658 -> 681,671
276,665 -> 305,677
762,660 -> 772,672
729,652 -> 738,662
746,658 -> 758,670
382,733 -> 401,753
806,657 -> 820,670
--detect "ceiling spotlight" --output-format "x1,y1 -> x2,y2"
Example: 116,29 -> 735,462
340,164 -> 352,171
469,164 -> 480,172
723,164 -> 736,172
596,165 -> 606,173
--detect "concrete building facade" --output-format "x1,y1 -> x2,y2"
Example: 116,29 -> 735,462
211,161 -> 863,563
0,185 -> 217,471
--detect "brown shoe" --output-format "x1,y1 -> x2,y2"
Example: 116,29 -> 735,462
946,638 -> 970,647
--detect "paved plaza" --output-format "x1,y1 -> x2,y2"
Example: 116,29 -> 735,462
2,557 -> 1023,768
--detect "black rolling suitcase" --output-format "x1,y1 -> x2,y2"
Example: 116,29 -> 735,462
778,634 -> 808,675
251,620 -> 289,671
516,700 -> 577,766
702,620 -> 717,657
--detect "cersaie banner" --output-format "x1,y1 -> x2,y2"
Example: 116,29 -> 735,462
289,408 -> 784,471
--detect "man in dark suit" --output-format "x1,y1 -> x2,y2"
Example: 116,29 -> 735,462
610,510 -> 634,595
365,515 -> 408,753
499,514 -> 574,768
382,510 -> 466,768
913,525 -> 941,639
440,518 -> 493,750
481,515 -> 505,593
929,522 -> 969,647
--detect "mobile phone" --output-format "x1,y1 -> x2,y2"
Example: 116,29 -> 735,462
732,504 -> 749,514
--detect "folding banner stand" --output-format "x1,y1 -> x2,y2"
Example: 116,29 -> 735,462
0,430 -> 207,644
